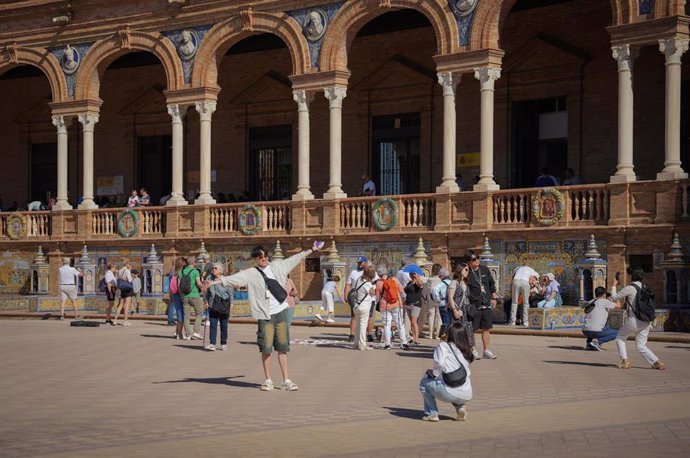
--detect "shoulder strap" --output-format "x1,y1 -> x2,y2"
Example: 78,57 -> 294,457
255,266 -> 268,279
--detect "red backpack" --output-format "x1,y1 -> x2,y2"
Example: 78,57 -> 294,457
382,278 -> 399,304
169,274 -> 179,295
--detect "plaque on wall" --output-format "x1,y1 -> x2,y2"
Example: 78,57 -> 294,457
6,215 -> 27,240
532,187 -> 565,226
117,209 -> 139,238
372,198 -> 398,231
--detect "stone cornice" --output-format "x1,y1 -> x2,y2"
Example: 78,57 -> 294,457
48,99 -> 103,117
289,70 -> 351,92
608,16 -> 690,47
434,48 -> 504,75
163,86 -> 221,106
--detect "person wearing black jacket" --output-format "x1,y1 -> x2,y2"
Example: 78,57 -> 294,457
465,250 -> 499,360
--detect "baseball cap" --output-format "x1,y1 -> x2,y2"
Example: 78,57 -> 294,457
357,256 -> 368,263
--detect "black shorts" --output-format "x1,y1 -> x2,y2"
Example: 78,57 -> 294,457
473,308 -> 493,331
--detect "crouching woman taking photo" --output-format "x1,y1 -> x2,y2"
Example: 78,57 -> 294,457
418,322 -> 474,422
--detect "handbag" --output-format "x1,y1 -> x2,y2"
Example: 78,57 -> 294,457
442,343 -> 468,388
255,267 -> 288,303
117,279 -> 133,293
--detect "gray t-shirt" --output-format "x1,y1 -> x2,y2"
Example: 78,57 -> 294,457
583,298 -> 616,332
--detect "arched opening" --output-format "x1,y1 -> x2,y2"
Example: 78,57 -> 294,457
499,0 -> 616,188
95,51 -> 169,206
345,9 -> 439,195
213,33 -> 294,202
0,65 -> 57,209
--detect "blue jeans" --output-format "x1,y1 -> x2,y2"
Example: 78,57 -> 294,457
209,308 -> 229,346
538,299 -> 556,308
582,327 -> 617,346
169,294 -> 183,322
419,375 -> 468,417
439,306 -> 451,327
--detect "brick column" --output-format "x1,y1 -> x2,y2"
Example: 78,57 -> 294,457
323,87 -> 347,199
610,45 -> 638,183
194,100 -> 216,205
474,67 -> 501,191
658,38 -> 690,180
292,90 -> 315,200
436,72 -> 460,193
167,104 -> 188,206
77,113 -> 99,209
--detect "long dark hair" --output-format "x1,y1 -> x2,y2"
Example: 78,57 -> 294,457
446,322 -> 474,363
453,263 -> 469,284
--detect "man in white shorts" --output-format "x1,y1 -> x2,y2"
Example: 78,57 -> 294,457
59,257 -> 83,319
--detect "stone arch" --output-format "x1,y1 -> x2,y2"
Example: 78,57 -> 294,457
75,30 -> 183,100
319,0 -> 458,72
192,11 -> 310,88
0,46 -> 68,103
470,0 -> 628,50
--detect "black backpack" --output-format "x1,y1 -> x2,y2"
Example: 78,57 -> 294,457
179,268 -> 193,296
628,283 -> 655,323
347,278 -> 367,308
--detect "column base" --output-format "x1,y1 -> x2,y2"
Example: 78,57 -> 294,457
52,200 -> 73,211
435,181 -> 460,193
292,189 -> 315,201
473,182 -> 500,192
656,170 -> 688,181
77,199 -> 98,210
166,194 -> 189,206
323,190 -> 347,200
194,194 -> 216,205
609,174 -> 637,184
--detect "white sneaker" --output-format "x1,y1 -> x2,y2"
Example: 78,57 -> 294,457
508,321 -> 516,326
281,379 -> 299,391
260,379 -> 274,391
204,344 -> 216,351
456,406 -> 468,421
315,313 -> 323,321
191,333 -> 203,340
472,349 -> 480,360
483,349 -> 497,360
221,344 -> 228,351
326,318 -> 335,323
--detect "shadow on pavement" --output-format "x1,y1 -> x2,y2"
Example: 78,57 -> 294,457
154,375 -> 261,389
548,345 -> 586,351
665,345 -> 690,350
173,344 -> 205,350
383,406 -> 420,420
544,360 -> 617,368
395,351 -> 432,359
140,334 -> 178,339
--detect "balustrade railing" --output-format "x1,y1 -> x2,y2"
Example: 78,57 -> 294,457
263,204 -> 291,232
27,212 -> 51,237
492,191 -> 531,225
567,186 -> 609,224
340,198 -> 372,230
140,209 -> 166,235
401,196 -> 435,229
210,206 -> 238,233
91,210 -> 118,236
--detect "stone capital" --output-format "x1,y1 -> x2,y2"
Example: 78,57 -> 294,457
293,90 -> 315,111
324,86 -> 347,107
195,100 -> 216,121
437,72 -> 460,96
612,44 -> 638,72
659,38 -> 690,65
474,67 -> 501,91
77,113 -> 99,132
51,115 -> 67,134
167,104 -> 185,123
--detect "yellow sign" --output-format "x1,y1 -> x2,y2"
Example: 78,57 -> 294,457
457,152 -> 480,168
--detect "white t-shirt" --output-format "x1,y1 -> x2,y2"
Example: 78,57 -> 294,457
353,278 -> 374,306
584,298 -> 616,332
432,342 -> 472,400
118,267 -> 132,282
363,180 -> 376,196
347,269 -> 363,287
59,265 -> 80,285
514,266 -> 539,282
104,269 -> 116,286
322,280 -> 338,295
260,265 -> 288,315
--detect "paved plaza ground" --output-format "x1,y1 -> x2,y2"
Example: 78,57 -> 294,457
1,319 -> 689,458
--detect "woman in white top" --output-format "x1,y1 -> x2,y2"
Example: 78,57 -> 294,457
352,266 -> 376,350
113,259 -> 134,326
317,274 -> 342,323
419,321 -> 474,422
103,263 -> 118,324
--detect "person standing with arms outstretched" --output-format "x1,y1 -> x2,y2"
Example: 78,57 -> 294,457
205,240 -> 323,391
